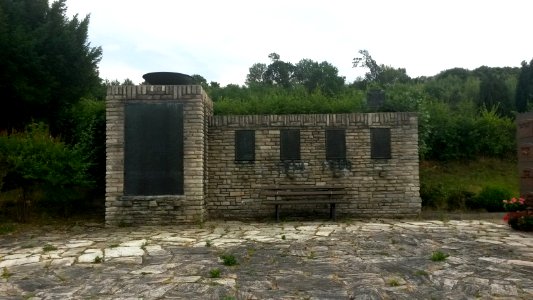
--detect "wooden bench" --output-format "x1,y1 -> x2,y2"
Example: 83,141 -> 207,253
262,185 -> 347,222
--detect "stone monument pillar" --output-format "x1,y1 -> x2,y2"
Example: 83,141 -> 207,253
105,77 -> 213,226
517,112 -> 533,202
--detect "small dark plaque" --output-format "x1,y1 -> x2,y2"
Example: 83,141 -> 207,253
326,129 -> 346,160
280,129 -> 300,160
371,128 -> 391,159
235,130 -> 255,161
124,102 -> 184,195
367,89 -> 385,110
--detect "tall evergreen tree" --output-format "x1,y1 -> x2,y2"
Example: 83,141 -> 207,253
516,60 -> 533,113
0,0 -> 102,134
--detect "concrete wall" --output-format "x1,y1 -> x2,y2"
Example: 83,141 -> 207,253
206,113 -> 421,219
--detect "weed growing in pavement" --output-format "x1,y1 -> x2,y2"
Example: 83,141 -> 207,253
94,256 -> 103,264
431,251 -> 449,262
21,243 -> 35,249
2,267 -> 11,279
247,247 -> 256,257
415,270 -> 428,276
205,240 -> 212,247
209,268 -> 221,278
220,254 -> 238,266
281,234 -> 286,240
387,278 -> 400,287
109,243 -> 119,248
42,244 -> 57,252
0,223 -> 15,235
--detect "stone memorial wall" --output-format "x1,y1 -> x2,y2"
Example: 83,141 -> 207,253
106,84 -> 421,225
207,113 -> 421,219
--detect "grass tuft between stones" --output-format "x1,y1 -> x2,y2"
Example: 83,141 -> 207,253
220,254 -> 238,266
431,251 -> 449,262
209,268 -> 221,278
42,244 -> 57,252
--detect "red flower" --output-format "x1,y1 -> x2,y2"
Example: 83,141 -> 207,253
503,213 -> 510,222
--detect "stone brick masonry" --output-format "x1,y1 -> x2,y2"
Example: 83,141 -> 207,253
106,85 -> 212,225
207,113 -> 421,219
106,85 -> 420,225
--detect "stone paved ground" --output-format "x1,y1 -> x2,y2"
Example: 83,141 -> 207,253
1,217 -> 533,299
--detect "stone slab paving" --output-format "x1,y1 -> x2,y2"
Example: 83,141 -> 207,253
0,219 -> 532,299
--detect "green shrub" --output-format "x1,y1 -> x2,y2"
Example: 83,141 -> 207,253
420,183 -> 475,211
69,98 -> 106,195
0,123 -> 92,219
507,214 -> 533,231
473,186 -> 512,212
446,190 -> 476,211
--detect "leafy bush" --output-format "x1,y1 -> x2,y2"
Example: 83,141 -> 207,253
507,214 -> 533,231
69,98 -> 106,195
472,186 -> 512,212
420,183 -> 475,211
0,123 -> 91,219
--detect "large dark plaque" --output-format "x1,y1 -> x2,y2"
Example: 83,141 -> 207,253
370,128 -> 391,159
235,130 -> 255,161
280,129 -> 300,160
326,129 -> 346,160
124,102 -> 184,195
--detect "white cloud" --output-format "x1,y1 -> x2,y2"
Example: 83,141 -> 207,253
66,0 -> 533,86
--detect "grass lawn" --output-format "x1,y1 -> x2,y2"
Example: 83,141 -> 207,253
420,158 -> 519,210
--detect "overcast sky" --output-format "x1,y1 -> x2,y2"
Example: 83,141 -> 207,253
66,0 -> 532,86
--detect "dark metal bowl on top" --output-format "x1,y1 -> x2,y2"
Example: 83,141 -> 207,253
142,72 -> 193,85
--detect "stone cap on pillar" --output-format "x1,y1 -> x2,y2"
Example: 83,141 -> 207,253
142,72 -> 193,85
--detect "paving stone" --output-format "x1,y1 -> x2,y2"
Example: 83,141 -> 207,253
78,250 -> 103,263
1,218 -> 533,298
65,240 -> 94,248
105,246 -> 144,258
0,255 -> 40,268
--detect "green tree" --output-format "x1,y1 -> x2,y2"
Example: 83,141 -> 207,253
476,66 -> 512,115
293,59 -> 345,95
352,49 -> 410,87
263,53 -> 294,88
516,59 -> 533,112
245,63 -> 267,86
0,0 -> 102,134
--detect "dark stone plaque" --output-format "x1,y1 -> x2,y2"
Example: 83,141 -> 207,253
326,129 -> 346,160
280,129 -> 300,161
367,89 -> 385,110
370,128 -> 391,159
124,102 -> 184,195
235,130 -> 255,161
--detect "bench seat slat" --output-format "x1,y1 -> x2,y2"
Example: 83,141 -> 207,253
263,191 -> 346,196
263,200 -> 350,204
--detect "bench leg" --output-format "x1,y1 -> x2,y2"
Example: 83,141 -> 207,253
330,203 -> 336,221
275,204 -> 280,222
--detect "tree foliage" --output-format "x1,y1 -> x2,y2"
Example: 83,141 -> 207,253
0,0 -> 102,134
516,59 -> 533,112
352,49 -> 410,87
